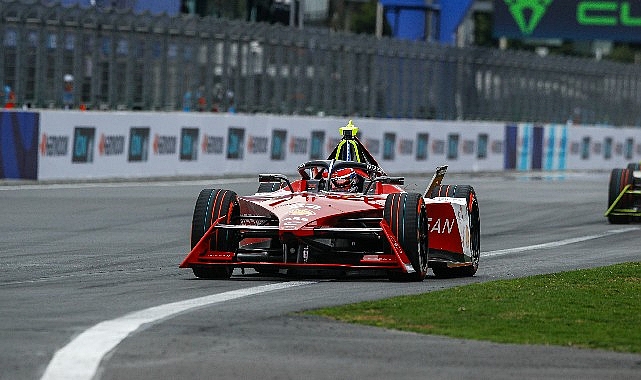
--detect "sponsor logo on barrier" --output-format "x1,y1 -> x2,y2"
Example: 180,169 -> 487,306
416,133 -> 429,160
40,134 -> 68,156
581,136 -> 591,160
604,139 -> 612,158
478,134 -> 489,159
129,127 -> 149,162
615,142 -> 623,156
432,139 -> 445,155
398,139 -> 413,155
310,131 -> 325,160
570,141 -> 580,155
625,138 -> 634,159
72,127 -> 95,163
491,140 -> 503,154
383,133 -> 396,160
153,134 -> 177,155
289,137 -> 308,155
271,129 -> 287,160
227,127 -> 245,159
98,134 -> 125,156
247,136 -> 268,154
447,134 -> 459,160
202,134 -> 224,154
180,128 -> 199,161
463,139 -> 475,155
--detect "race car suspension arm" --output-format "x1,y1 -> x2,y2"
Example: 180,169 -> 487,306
179,214 -> 228,268
379,220 -> 416,274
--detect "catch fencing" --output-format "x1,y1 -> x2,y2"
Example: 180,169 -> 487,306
2,0 -> 641,126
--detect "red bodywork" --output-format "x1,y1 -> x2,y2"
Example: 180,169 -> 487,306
181,183 -> 414,271
180,133 -> 479,280
180,177 -> 474,277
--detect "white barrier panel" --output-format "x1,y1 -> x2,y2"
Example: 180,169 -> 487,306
566,125 -> 641,171
37,111 -> 506,180
510,123 -> 641,172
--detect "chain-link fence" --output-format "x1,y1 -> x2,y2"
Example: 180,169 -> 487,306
2,0 -> 641,126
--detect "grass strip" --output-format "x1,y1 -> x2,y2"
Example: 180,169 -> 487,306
306,262 -> 641,353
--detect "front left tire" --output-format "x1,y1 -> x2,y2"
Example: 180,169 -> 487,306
608,169 -> 633,224
384,192 -> 428,282
190,188 -> 239,279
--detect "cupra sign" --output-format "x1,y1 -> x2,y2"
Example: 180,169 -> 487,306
495,0 -> 641,41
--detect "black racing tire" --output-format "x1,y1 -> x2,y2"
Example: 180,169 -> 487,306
428,183 -> 470,198
430,185 -> 481,278
190,189 -> 239,279
383,192 -> 428,282
626,163 -> 640,171
608,169 -> 633,224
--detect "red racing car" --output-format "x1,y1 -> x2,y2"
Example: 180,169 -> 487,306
180,122 -> 480,281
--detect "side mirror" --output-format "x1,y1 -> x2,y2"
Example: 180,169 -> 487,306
362,176 -> 404,194
258,173 -> 294,193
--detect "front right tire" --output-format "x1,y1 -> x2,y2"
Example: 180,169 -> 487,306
429,184 -> 480,278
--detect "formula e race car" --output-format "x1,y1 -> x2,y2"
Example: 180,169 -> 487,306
180,121 -> 480,281
605,162 -> 641,224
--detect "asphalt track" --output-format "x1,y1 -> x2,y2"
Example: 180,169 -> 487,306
1,172 -> 640,380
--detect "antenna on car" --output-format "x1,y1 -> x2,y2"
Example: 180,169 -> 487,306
339,119 -> 358,139
336,120 -> 361,162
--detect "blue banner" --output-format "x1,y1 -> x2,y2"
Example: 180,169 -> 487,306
0,111 -> 39,180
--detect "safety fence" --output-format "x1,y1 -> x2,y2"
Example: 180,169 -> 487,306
2,0 -> 641,126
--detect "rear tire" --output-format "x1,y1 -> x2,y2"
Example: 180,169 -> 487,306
384,193 -> 428,282
608,169 -> 633,224
429,185 -> 480,278
190,189 -> 239,279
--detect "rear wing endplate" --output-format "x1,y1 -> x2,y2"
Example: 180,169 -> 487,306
424,165 -> 448,198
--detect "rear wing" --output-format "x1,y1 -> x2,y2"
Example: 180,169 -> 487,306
424,165 -> 448,198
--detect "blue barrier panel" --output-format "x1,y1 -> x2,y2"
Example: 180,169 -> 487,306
0,111 -> 40,180
532,125 -> 544,170
504,124 -> 517,169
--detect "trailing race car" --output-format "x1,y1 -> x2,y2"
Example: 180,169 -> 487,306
180,121 -> 481,281
605,162 -> 641,224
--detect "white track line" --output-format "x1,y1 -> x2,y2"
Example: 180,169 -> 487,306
483,227 -> 639,257
40,227 -> 639,379
40,281 -> 315,380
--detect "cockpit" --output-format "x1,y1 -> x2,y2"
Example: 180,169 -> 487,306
297,159 -> 384,193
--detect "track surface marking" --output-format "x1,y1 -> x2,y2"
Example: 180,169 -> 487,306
40,281 -> 315,380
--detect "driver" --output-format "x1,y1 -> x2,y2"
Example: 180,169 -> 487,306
331,167 -> 365,193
